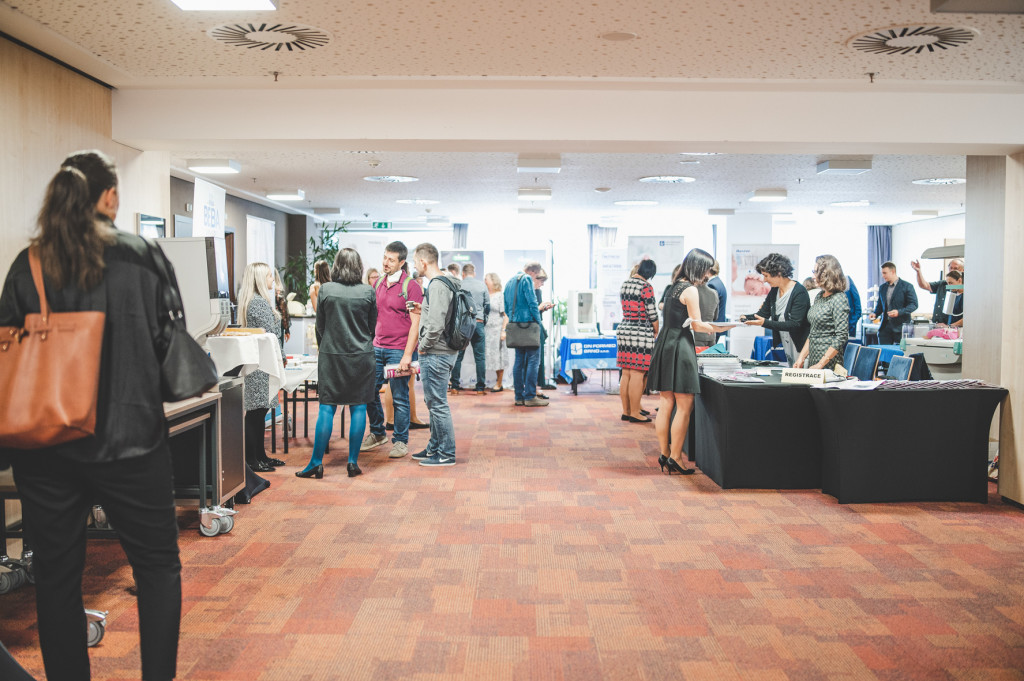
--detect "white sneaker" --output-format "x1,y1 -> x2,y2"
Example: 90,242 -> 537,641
388,441 -> 409,459
359,432 -> 388,451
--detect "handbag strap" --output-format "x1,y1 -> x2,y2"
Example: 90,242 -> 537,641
27,247 -> 51,324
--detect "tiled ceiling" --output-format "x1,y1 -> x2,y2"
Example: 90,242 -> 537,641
4,0 -> 1022,84
169,150 -> 967,226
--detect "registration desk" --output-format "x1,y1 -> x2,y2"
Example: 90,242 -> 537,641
695,373 -> 823,489
811,383 -> 1006,503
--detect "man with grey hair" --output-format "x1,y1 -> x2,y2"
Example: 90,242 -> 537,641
450,263 -> 490,395
911,257 -> 964,324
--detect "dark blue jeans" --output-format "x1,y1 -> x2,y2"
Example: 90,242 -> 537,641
366,347 -> 412,444
451,320 -> 487,390
513,347 -> 540,401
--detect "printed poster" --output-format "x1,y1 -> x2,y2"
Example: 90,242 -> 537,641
731,243 -> 800,316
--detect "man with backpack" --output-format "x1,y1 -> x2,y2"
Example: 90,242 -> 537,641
408,242 -> 470,467
362,240 -> 424,459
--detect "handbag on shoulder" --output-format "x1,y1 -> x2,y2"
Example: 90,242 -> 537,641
143,239 -> 220,402
504,274 -> 541,349
0,248 -> 105,449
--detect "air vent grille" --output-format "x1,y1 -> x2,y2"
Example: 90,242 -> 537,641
209,23 -> 331,51
850,26 -> 976,55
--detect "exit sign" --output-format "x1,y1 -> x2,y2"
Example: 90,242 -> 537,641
372,222 -> 391,230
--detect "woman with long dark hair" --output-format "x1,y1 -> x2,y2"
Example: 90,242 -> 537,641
0,151 -> 182,681
296,248 -> 377,479
647,248 -> 717,475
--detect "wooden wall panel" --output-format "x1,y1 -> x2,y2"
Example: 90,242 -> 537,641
997,152 -> 1024,504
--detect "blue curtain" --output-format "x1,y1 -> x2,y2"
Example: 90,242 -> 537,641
452,223 -> 468,249
867,225 -> 892,292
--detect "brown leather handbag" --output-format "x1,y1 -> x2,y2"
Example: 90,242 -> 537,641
0,248 -> 105,449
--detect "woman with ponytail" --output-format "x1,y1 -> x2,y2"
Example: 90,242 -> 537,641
0,151 -> 182,681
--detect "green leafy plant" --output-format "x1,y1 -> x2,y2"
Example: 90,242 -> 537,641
281,221 -> 350,304
553,298 -> 568,326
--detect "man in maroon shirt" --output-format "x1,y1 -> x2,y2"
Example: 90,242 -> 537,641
361,241 -> 424,458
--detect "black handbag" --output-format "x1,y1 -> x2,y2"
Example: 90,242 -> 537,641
504,274 -> 541,349
144,239 -> 220,402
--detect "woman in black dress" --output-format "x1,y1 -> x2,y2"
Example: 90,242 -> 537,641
296,248 -> 377,479
647,248 -> 717,475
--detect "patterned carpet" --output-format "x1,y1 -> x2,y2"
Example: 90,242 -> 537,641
3,384 -> 1024,680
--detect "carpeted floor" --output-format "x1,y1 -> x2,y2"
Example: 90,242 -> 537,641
3,386 -> 1024,680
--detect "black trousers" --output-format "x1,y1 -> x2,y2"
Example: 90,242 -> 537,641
878,324 -> 901,345
12,448 -> 181,681
244,408 -> 270,465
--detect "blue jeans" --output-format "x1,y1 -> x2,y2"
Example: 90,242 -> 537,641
451,321 -> 487,390
513,347 -> 540,401
366,346 -> 412,444
419,352 -> 457,457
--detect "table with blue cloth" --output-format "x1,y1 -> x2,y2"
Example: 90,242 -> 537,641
558,336 -> 618,395
867,344 -> 903,373
751,335 -> 787,363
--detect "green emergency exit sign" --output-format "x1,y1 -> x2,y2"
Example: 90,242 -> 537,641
372,222 -> 391,230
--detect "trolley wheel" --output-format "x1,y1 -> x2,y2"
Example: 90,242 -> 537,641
218,515 -> 234,534
0,571 -> 15,595
87,620 -> 105,647
199,518 -> 221,537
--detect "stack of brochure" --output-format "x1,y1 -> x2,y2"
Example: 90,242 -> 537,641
696,354 -> 743,377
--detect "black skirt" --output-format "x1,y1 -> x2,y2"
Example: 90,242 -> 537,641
647,328 -> 701,395
317,351 -> 376,406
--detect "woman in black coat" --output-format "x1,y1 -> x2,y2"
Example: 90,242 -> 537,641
296,248 -> 377,479
743,253 -> 810,366
0,151 -> 181,681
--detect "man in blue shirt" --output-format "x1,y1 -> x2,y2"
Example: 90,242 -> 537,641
503,262 -> 548,407
706,260 -> 728,340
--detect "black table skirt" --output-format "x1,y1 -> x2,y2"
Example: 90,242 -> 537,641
811,387 -> 1006,503
695,374 -> 822,489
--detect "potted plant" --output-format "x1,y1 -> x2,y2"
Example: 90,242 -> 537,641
281,221 -> 350,303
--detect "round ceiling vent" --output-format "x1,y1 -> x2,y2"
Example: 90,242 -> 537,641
209,23 -> 331,51
849,26 -> 976,55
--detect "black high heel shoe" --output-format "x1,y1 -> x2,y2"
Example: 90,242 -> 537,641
665,457 -> 695,475
347,463 -> 362,478
658,455 -> 668,472
295,464 -> 324,479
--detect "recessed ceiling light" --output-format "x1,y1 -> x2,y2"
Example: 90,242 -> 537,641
266,189 -> 305,201
830,200 -> 872,207
516,156 -> 561,174
707,209 -> 735,216
912,209 -> 940,216
172,0 -> 275,9
364,175 -> 418,183
396,199 -> 439,205
599,31 -> 638,41
639,176 -> 696,184
816,160 -> 872,175
518,188 -> 552,201
912,177 -> 966,185
679,152 -> 721,156
678,160 -> 701,165
594,187 -> 612,193
518,208 -> 545,215
747,189 -> 788,202
614,200 -> 659,206
186,159 -> 240,174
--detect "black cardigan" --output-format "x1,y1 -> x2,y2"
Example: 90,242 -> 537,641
754,282 -> 811,352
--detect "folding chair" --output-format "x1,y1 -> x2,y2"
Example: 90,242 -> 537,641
850,346 -> 880,381
886,355 -> 914,381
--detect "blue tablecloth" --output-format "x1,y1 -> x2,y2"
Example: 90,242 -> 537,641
868,344 -> 904,364
558,336 -> 618,381
751,335 -> 787,363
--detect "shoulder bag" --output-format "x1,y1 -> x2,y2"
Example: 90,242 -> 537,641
504,275 -> 540,349
144,239 -> 220,402
0,248 -> 105,449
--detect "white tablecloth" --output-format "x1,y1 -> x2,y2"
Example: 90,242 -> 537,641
206,334 -> 285,403
281,365 -> 317,393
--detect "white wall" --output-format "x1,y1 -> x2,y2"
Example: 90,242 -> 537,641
891,213 -> 965,317
772,218 -> 869,312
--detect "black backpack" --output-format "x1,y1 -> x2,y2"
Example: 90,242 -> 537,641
433,276 -> 476,351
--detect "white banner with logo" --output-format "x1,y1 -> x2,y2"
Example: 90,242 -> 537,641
246,215 -> 276,267
192,178 -> 226,239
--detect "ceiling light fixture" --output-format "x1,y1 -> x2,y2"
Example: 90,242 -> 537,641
639,176 -> 696,184
396,199 -> 440,205
678,160 -> 701,165
599,31 -> 638,41
186,159 -> 240,174
516,156 -> 561,174
912,209 -> 940,216
173,0 -> 275,9
747,189 -> 788,202
707,209 -> 735,216
679,152 -> 721,156
614,200 -> 658,206
364,175 -> 418,183
518,208 -> 545,215
830,200 -> 872,207
912,177 -> 966,185
312,207 -> 342,215
265,189 -> 305,201
594,187 -> 612,193
816,160 -> 872,175
518,188 -> 552,201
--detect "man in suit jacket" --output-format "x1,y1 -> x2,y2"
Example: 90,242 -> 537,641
870,262 -> 918,345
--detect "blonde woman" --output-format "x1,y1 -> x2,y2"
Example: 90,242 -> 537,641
794,254 -> 849,371
309,259 -> 331,313
365,267 -> 381,288
484,272 -> 509,391
237,262 -> 284,472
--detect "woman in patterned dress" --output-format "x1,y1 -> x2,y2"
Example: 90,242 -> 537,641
794,254 -> 849,371
617,259 -> 659,423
